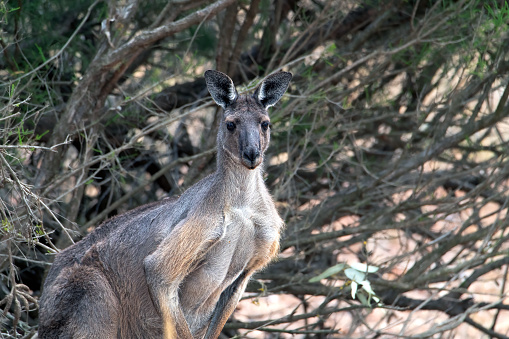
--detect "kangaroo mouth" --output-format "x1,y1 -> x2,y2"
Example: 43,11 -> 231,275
223,146 -> 262,170
241,158 -> 262,170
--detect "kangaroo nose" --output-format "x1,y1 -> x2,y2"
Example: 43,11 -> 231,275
243,148 -> 260,162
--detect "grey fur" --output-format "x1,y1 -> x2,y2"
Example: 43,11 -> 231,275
38,70 -> 292,339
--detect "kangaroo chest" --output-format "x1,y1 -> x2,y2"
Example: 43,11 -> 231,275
218,205 -> 278,273
179,205 -> 278,333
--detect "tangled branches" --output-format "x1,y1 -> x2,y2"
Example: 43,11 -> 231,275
1,0 -> 509,337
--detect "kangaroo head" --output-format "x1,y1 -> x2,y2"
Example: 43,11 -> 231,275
205,70 -> 292,170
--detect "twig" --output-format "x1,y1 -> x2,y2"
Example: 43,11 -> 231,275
0,137 -> 72,152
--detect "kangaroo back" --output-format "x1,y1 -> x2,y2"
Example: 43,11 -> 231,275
38,70 -> 292,339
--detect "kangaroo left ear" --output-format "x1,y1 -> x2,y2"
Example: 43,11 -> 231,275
253,71 -> 292,109
204,70 -> 238,109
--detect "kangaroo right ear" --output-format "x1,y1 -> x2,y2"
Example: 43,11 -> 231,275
253,71 -> 292,109
204,70 -> 238,109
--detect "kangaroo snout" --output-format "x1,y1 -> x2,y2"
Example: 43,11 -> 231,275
243,147 -> 260,167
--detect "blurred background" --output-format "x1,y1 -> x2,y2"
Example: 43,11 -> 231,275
1,0 -> 509,337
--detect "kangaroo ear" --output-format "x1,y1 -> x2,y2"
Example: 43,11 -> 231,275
254,71 -> 292,109
204,70 -> 238,109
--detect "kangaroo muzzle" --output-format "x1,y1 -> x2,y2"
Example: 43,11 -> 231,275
241,129 -> 262,169
242,146 -> 261,169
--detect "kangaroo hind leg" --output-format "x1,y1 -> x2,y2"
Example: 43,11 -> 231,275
39,264 -> 119,339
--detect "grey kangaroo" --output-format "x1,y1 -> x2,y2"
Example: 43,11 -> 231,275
38,70 -> 292,339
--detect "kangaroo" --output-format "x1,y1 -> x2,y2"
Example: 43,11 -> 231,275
38,70 -> 292,339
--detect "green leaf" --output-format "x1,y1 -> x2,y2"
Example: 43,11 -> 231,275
36,130 -> 49,141
349,262 -> 379,273
35,44 -> 47,63
361,280 -> 375,295
351,281 -> 358,299
308,263 -> 346,283
344,268 -> 366,282
357,291 -> 369,305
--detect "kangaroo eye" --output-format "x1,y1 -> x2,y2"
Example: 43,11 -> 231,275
226,121 -> 236,132
261,121 -> 270,131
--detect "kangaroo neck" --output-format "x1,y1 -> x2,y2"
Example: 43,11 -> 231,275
214,148 -> 262,206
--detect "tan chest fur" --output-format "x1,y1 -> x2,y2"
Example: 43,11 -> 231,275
180,205 -> 278,332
